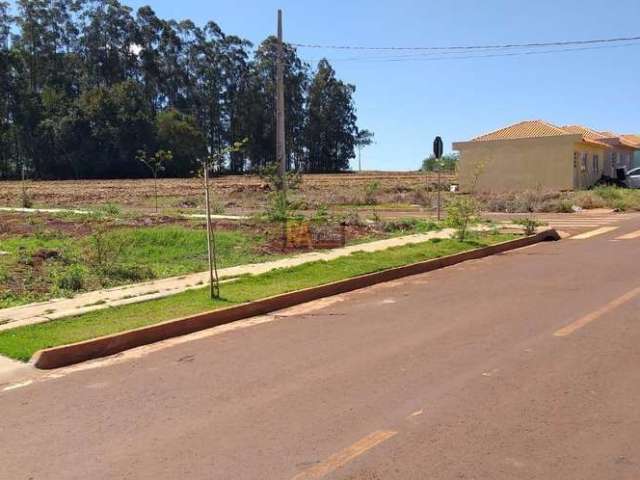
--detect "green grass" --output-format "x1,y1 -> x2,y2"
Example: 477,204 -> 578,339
0,232 -> 515,361
0,225 -> 274,308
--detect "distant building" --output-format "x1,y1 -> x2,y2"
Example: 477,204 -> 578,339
453,120 -> 640,192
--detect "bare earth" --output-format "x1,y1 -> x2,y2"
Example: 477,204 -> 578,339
0,172 -> 453,214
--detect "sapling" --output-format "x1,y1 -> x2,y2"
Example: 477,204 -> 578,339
137,150 -> 173,213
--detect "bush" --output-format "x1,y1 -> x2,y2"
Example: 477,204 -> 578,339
311,204 -> 330,225
572,191 -> 606,210
102,264 -> 155,283
99,202 -> 122,216
342,208 -> 366,227
593,186 -> 623,202
21,187 -> 33,208
512,217 -> 543,236
87,228 -> 124,269
265,191 -> 302,223
446,196 -> 480,241
363,181 -> 381,205
412,187 -> 432,207
259,162 -> 302,191
56,264 -> 87,291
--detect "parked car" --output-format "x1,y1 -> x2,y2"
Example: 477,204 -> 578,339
625,167 -> 640,189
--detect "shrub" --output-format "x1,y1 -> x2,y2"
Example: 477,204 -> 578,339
99,203 -> 122,216
363,181 -> 381,205
265,191 -> 302,223
102,264 -> 155,283
593,186 -> 623,202
86,227 -> 124,270
513,217 -> 543,236
259,162 -> 302,191
446,196 -> 480,241
572,191 -> 606,210
342,208 -> 366,227
412,187 -> 432,207
311,204 -> 330,225
56,264 -> 86,291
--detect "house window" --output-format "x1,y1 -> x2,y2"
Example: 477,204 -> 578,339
581,153 -> 588,172
593,155 -> 599,173
612,152 -> 618,166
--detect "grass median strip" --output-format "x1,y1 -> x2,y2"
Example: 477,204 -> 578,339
0,233 -> 515,362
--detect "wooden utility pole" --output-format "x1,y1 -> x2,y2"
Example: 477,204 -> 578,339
276,9 -> 287,193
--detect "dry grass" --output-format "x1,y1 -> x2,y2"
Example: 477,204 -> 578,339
0,172 -> 454,215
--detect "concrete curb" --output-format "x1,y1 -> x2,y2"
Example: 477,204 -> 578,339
31,230 -> 560,369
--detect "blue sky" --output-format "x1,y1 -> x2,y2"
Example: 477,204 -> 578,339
71,1 -> 640,169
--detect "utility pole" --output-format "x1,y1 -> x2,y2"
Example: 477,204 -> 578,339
276,9 -> 287,193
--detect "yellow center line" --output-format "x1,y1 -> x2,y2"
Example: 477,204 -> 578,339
554,285 -> 640,337
615,229 -> 640,240
291,430 -> 398,480
569,226 -> 619,240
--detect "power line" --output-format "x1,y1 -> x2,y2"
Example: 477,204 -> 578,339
301,41 -> 640,64
292,34 -> 640,52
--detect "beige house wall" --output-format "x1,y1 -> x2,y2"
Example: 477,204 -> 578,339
572,142 -> 609,188
453,135 -> 579,192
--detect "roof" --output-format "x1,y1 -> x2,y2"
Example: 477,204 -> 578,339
620,134 -> 640,147
469,120 -> 610,148
562,125 -> 608,141
472,120 -> 570,141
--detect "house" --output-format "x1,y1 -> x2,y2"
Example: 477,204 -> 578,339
453,120 -> 639,192
621,135 -> 640,168
562,125 -> 638,177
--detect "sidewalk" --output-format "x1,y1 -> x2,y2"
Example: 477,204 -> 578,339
0,229 -> 462,332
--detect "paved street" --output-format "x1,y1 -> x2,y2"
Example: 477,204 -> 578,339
2,216 -> 640,479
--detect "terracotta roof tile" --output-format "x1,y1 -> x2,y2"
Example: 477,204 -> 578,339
472,120 -> 571,141
465,120 -> 631,150
620,134 -> 640,147
562,125 -> 608,140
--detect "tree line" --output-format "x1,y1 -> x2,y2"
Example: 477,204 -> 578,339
0,0 -> 368,180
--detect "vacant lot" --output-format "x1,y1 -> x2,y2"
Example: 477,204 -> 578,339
2,172 -> 454,216
0,205 -> 443,308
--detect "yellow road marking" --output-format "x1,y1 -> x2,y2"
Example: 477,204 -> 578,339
291,430 -> 397,480
554,286 -> 640,337
615,229 -> 640,240
569,226 -> 619,240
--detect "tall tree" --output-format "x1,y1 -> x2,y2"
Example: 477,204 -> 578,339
0,1 -> 363,180
304,59 -> 357,172
248,37 -> 308,171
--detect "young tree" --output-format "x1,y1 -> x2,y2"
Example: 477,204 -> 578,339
199,139 -> 245,299
137,149 -> 173,213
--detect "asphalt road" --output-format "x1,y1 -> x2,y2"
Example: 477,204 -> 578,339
2,216 -> 640,479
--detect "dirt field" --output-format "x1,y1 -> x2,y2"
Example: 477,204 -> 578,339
1,172 -> 455,215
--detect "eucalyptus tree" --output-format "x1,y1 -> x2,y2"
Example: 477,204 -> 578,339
249,36 -> 309,172
304,59 -> 357,172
